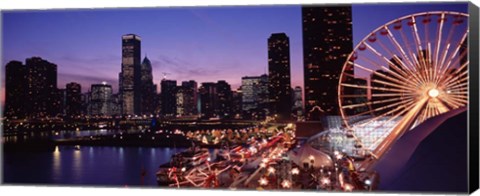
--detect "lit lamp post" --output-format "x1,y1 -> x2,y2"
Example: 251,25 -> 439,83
281,179 -> 292,189
364,178 -> 372,191
308,155 -> 315,170
258,177 -> 269,187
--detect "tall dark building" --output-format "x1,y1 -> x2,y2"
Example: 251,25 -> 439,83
66,82 -> 82,117
302,6 -> 353,118
120,34 -> 141,115
140,56 -> 156,115
90,82 -> 113,116
160,79 -> 177,117
25,57 -> 59,117
232,90 -> 243,119
216,80 -> 233,118
4,61 -> 27,119
268,33 -> 292,120
181,80 -> 198,116
199,82 -> 218,119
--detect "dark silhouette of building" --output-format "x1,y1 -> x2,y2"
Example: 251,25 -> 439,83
140,56 -> 156,115
216,80 -> 233,119
302,6 -> 353,118
199,82 -> 218,119
66,82 -> 82,117
4,60 -> 27,119
232,90 -> 243,119
160,79 -> 177,117
25,57 -> 60,118
90,82 -> 113,116
268,33 -> 292,120
81,91 -> 91,116
181,80 -> 198,116
120,34 -> 141,115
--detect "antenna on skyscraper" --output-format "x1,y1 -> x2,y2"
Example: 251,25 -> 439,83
162,72 -> 170,80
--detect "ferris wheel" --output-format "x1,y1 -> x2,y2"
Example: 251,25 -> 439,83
337,11 -> 469,152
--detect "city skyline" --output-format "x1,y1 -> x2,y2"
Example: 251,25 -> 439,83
1,3 -> 468,105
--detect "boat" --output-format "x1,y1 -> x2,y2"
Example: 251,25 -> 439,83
156,147 -> 210,186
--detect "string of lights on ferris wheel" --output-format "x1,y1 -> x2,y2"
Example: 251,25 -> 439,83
337,11 -> 469,151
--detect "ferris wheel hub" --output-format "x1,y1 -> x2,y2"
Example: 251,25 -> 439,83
428,88 -> 440,98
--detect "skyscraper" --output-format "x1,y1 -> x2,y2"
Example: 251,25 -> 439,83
232,90 -> 243,119
160,79 -> 177,117
268,33 -> 292,120
199,82 -> 218,119
25,57 -> 59,118
302,6 -> 353,118
241,74 -> 269,119
4,60 -> 27,119
216,80 -> 233,118
66,82 -> 82,117
181,80 -> 198,116
120,34 -> 141,115
90,82 -> 113,116
140,56 -> 156,115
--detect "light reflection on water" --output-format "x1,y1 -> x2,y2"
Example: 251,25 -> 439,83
4,146 -> 185,187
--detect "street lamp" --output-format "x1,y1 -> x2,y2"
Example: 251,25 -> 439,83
281,179 -> 292,189
291,168 -> 300,175
258,177 -> 269,186
267,167 -> 276,175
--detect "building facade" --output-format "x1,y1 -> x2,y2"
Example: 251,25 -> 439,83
199,82 -> 218,119
120,34 -> 141,115
216,80 -> 233,119
66,82 -> 82,117
140,56 -> 156,115
25,57 -> 60,118
241,74 -> 269,119
160,79 -> 177,117
268,33 -> 292,120
302,6 -> 353,118
4,61 -> 27,119
90,82 -> 113,116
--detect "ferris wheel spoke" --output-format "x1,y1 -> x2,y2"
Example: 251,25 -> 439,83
370,79 -> 415,92
443,76 -> 468,91
372,33 -> 416,79
445,96 -> 468,107
445,77 -> 468,89
341,96 -> 403,109
436,31 -> 468,83
442,96 -> 465,108
386,26 -> 419,71
356,98 -> 416,127
362,42 -> 424,85
433,13 -> 446,77
410,15 -> 435,83
349,60 -> 417,89
438,61 -> 467,86
398,23 -> 423,74
437,16 -> 460,74
440,62 -> 468,86
340,83 -> 409,93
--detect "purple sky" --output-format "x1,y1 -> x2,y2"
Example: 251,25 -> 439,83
1,3 -> 468,104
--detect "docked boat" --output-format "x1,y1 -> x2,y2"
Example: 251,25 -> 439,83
156,147 -> 210,186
